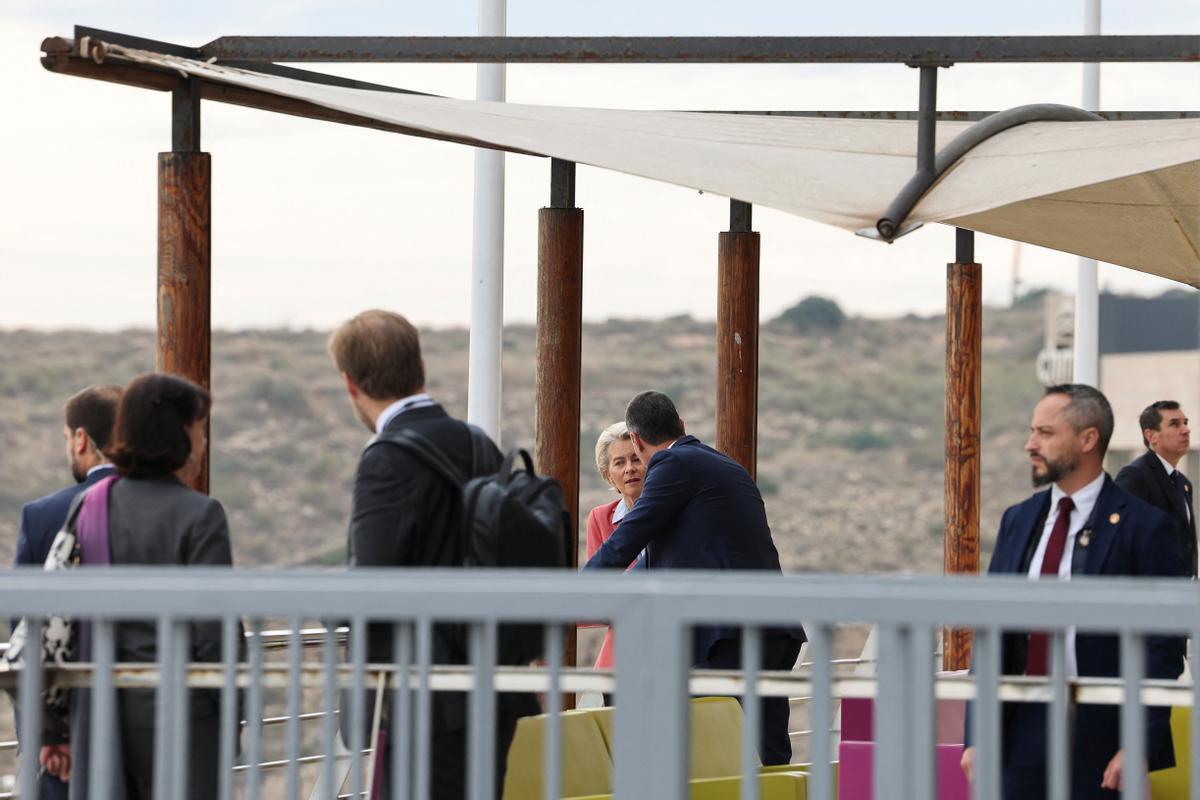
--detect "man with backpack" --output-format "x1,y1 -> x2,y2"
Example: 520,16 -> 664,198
330,309 -> 540,799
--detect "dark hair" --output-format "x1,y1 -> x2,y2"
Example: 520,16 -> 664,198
64,384 -> 122,454
1139,400 -> 1181,449
1044,383 -> 1114,457
328,310 -> 425,401
109,374 -> 211,478
625,391 -> 685,446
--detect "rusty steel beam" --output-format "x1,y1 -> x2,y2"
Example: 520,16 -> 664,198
39,39 -> 540,156
199,34 -> 1200,64
715,200 -> 760,479
943,229 -> 982,672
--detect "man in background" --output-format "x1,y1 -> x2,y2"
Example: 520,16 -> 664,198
330,309 -> 536,799
1116,401 -> 1194,576
585,390 -> 805,765
13,383 -> 121,800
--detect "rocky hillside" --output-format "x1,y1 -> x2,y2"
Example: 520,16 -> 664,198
0,304 -> 1046,573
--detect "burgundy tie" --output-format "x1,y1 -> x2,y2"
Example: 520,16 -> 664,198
1025,496 -> 1075,676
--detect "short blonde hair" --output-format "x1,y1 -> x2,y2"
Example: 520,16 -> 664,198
328,310 -> 424,401
594,421 -> 632,490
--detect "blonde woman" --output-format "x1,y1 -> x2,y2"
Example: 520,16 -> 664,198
583,422 -> 646,676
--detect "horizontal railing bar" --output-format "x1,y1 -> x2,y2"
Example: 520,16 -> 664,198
230,749 -> 369,772
254,710 -> 336,727
5,662 -> 1190,706
2,568 -> 1196,630
196,35 -> 1200,64
0,741 -> 14,751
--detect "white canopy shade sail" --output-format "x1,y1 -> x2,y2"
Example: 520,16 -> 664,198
108,45 -> 1200,287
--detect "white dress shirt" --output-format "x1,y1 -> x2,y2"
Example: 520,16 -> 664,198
374,393 -> 435,434
1027,471 -> 1105,678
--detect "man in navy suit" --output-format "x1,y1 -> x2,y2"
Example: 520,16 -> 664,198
585,390 -> 805,765
962,384 -> 1185,799
1115,401 -> 1194,576
13,384 -> 121,800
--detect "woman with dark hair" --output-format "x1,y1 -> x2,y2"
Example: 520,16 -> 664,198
40,373 -> 235,800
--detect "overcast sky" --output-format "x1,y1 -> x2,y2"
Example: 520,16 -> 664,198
2,1 -> 1198,330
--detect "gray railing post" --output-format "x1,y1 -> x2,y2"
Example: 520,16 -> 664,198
807,622 -> 835,800
17,619 -> 43,800
348,614 -> 368,800
740,626 -> 762,800
544,624 -> 565,800
245,618 -> 265,800
468,621 -> 498,800
285,616 -> 303,799
90,618 -> 117,800
1120,631 -> 1146,800
218,616 -> 239,800
612,604 -> 689,799
414,618 -> 434,800
971,626 -> 1001,800
874,623 -> 910,799
908,625 -> 936,800
168,620 -> 191,800
1048,631 -> 1070,800
154,616 -> 176,800
321,621 -> 340,800
392,621 -> 414,800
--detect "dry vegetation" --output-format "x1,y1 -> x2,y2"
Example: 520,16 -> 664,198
0,304 -> 1045,574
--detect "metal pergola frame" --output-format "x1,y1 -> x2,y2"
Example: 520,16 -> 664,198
38,27 -> 1200,671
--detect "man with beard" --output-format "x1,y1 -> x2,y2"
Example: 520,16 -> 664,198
12,384 -> 121,800
961,384 -> 1185,799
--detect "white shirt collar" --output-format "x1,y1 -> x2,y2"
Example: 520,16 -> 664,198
1050,470 -> 1106,522
86,463 -> 113,479
611,497 -> 630,524
1155,451 -> 1179,477
375,393 -> 435,434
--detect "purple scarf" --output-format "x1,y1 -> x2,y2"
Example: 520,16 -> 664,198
75,475 -> 116,566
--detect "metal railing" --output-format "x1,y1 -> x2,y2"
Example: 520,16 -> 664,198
0,567 -> 1195,800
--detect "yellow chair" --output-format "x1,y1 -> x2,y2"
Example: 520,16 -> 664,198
501,709 -> 614,800
1150,706 -> 1191,799
569,772 -> 807,800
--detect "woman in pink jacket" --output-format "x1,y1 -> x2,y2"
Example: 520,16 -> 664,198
583,422 -> 646,682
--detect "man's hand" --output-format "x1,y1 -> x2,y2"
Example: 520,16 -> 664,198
1100,749 -> 1126,791
960,746 -> 975,782
39,744 -> 71,781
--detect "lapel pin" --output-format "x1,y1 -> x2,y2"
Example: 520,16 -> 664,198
1079,532 -> 1091,548
1109,512 -> 1120,525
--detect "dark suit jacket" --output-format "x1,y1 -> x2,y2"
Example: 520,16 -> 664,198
583,436 -> 805,661
16,466 -> 117,571
345,404 -> 540,736
1115,450 -> 1196,576
966,476 -> 1185,778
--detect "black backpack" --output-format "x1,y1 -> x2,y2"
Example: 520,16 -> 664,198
377,426 -> 572,663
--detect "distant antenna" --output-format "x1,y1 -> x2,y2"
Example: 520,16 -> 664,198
1010,241 -> 1023,306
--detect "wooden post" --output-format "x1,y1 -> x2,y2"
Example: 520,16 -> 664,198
536,159 -> 583,684
716,200 -> 760,479
944,228 -> 981,670
157,81 -> 211,493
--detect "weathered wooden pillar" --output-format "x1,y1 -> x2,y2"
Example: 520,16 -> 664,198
157,80 -> 211,494
716,199 -> 760,479
535,159 -> 583,680
944,228 -> 982,670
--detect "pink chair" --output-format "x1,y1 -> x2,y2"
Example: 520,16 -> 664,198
837,697 -> 970,800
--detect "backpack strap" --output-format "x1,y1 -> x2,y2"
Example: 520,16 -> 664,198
373,428 -> 466,489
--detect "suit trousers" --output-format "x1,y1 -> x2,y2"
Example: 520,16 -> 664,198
699,635 -> 803,766
1001,703 -> 1121,800
118,713 -> 220,800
